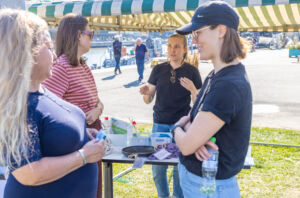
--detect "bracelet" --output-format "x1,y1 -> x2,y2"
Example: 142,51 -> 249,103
170,124 -> 183,139
78,149 -> 87,165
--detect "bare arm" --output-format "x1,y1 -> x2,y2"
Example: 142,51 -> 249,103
12,139 -> 106,186
97,97 -> 104,114
174,112 -> 224,156
191,90 -> 199,103
140,84 -> 156,104
86,97 -> 104,125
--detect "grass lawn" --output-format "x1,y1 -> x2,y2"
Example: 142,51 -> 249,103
105,126 -> 300,198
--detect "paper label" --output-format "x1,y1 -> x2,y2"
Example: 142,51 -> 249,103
132,157 -> 147,169
153,148 -> 172,160
96,130 -> 107,140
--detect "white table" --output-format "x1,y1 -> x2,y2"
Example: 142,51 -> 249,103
102,147 -> 254,198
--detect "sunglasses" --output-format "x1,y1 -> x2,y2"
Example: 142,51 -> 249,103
170,69 -> 176,84
82,30 -> 94,40
191,26 -> 210,40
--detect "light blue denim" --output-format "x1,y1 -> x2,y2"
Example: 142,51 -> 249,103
152,123 -> 184,198
136,59 -> 144,80
114,54 -> 121,73
178,163 -> 241,198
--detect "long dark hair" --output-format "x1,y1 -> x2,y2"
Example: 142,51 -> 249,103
55,14 -> 88,66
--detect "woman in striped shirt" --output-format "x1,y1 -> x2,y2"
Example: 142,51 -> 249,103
43,14 -> 104,198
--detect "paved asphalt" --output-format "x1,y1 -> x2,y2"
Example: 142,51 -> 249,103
92,49 -> 300,130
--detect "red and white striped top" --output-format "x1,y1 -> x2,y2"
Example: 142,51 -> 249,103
43,54 -> 98,114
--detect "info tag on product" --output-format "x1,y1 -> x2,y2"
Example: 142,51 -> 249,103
132,157 -> 147,169
96,130 -> 106,140
153,149 -> 172,160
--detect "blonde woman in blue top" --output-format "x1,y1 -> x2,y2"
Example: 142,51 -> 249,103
0,9 -> 106,198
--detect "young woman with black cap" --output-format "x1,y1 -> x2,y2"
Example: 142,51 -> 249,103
173,1 -> 252,197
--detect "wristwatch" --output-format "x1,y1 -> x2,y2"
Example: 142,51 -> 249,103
170,124 -> 183,138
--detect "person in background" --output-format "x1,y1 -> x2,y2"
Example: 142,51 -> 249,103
0,9 -> 106,198
133,38 -> 149,82
173,1 -> 252,197
42,14 -> 104,198
140,34 -> 202,198
113,35 -> 122,75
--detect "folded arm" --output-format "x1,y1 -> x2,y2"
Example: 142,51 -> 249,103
174,111 -> 224,156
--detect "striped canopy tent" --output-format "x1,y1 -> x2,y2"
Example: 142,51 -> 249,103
26,0 -> 300,32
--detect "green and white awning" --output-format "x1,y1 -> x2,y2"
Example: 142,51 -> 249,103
26,0 -> 300,32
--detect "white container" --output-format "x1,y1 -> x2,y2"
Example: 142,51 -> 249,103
106,134 -> 127,147
102,117 -> 113,134
151,132 -> 172,146
129,132 -> 151,146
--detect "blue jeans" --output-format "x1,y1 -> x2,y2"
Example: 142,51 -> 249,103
178,163 -> 241,198
152,123 -> 184,198
114,54 -> 121,73
136,59 -> 144,80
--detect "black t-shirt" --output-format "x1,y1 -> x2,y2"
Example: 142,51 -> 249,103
179,63 -> 252,179
148,62 -> 202,124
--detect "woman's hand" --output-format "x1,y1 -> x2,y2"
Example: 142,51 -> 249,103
140,85 -> 150,95
195,140 -> 219,161
86,107 -> 102,125
86,128 -> 99,140
180,77 -> 197,93
180,77 -> 199,103
81,139 -> 106,163
140,84 -> 156,104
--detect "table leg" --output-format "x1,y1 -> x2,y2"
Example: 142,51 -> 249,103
104,162 -> 113,198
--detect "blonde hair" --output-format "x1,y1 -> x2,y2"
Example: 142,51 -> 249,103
186,51 -> 200,70
0,9 -> 47,168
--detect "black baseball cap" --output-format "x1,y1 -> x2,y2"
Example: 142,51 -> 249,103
176,1 -> 239,35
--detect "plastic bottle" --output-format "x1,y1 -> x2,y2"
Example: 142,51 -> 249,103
200,137 -> 219,194
127,121 -> 136,146
102,117 -> 112,134
131,121 -> 137,136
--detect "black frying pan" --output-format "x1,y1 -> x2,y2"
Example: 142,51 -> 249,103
122,146 -> 155,157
